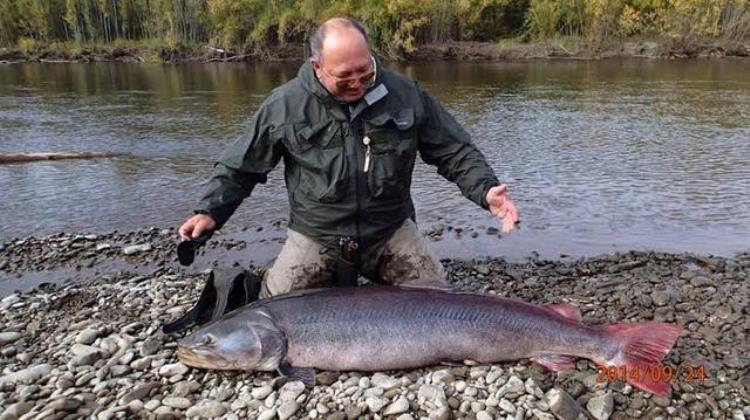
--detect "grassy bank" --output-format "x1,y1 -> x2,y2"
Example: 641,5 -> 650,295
1,0 -> 748,63
1,37 -> 748,64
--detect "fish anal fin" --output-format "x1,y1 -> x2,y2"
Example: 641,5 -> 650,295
278,361 -> 316,387
530,354 -> 576,372
544,303 -> 582,322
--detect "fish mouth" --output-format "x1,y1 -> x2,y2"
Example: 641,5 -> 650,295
177,344 -> 232,369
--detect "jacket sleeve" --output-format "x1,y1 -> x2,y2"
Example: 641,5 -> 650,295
416,84 -> 500,210
194,103 -> 283,229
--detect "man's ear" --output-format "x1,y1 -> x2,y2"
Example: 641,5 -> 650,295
310,58 -> 321,71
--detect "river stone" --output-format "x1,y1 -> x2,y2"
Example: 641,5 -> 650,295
279,380 -> 305,402
140,338 -> 160,356
251,385 -> 273,400
154,406 -> 178,420
128,399 -> 145,413
173,380 -> 201,397
533,409 -> 556,420
123,244 -> 152,255
257,409 -> 276,420
383,396 -> 409,416
0,364 -> 52,385
587,392 -> 613,420
120,382 -> 160,405
546,388 -> 583,420
0,332 -> 22,345
418,384 -> 446,406
140,400 -> 160,411
278,401 -> 299,420
372,373 -> 400,390
476,411 -> 493,420
0,401 -> 34,419
345,405 -> 362,419
162,397 -> 192,409
431,370 -> 455,384
185,400 -> 226,418
159,363 -> 189,377
366,396 -> 389,413
498,399 -> 515,413
46,398 -> 81,412
689,276 -> 712,287
651,290 -> 671,306
497,376 -> 524,398
396,415 -> 414,420
427,406 -> 450,420
486,368 -> 504,385
70,344 -> 104,366
76,328 -> 100,345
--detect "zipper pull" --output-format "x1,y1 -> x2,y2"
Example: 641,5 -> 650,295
363,136 -> 372,173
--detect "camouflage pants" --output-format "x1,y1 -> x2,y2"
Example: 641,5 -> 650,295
260,218 -> 447,298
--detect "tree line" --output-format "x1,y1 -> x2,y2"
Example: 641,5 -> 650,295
1,0 -> 748,57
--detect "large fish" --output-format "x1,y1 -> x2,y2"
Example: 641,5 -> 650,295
177,286 -> 682,396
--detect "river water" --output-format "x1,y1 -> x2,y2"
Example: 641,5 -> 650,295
1,59 -> 748,260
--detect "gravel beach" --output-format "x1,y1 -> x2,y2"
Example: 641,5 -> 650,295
0,227 -> 748,420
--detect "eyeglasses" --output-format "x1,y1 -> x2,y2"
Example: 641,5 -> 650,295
319,55 -> 377,91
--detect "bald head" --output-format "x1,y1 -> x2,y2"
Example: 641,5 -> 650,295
309,18 -> 370,61
309,17 -> 375,103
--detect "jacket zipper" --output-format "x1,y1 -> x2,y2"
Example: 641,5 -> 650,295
348,120 -> 363,246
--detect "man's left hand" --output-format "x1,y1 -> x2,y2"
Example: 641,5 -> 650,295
486,184 -> 519,233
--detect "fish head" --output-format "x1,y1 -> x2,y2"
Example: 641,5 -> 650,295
177,309 -> 284,371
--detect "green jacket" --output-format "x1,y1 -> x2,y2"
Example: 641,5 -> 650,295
196,58 -> 500,248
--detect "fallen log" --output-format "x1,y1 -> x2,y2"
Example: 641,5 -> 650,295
0,151 -> 128,164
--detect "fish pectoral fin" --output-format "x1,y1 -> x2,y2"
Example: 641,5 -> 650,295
530,354 -> 576,372
543,303 -> 582,322
278,361 -> 316,387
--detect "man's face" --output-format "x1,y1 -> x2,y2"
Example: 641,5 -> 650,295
312,29 -> 375,103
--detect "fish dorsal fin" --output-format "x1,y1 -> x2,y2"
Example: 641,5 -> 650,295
398,278 -> 456,291
544,303 -> 582,322
530,354 -> 576,372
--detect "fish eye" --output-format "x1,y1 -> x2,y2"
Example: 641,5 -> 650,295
201,334 -> 215,346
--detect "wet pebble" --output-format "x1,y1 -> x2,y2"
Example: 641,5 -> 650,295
162,397 -> 192,409
158,363 -> 189,378
383,396 -> 409,416
75,328 -> 100,345
251,385 -> 273,400
0,331 -> 22,345
371,373 -> 400,391
185,400 -> 226,418
587,392 -> 614,420
0,364 -> 52,385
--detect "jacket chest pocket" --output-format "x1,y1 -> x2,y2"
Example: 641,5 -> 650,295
363,108 -> 417,200
281,121 -> 347,203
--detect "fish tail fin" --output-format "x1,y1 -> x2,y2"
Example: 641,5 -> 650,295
600,322 -> 682,397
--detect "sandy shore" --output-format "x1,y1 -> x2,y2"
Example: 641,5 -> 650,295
0,227 -> 748,419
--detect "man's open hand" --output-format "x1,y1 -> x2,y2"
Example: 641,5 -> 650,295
486,184 -> 519,233
179,214 -> 217,241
